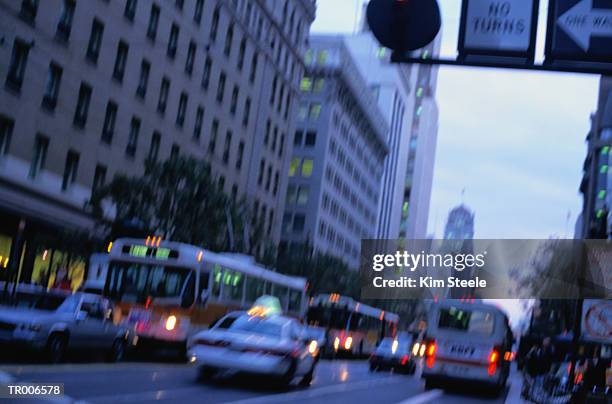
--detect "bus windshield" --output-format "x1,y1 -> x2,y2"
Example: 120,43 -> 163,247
105,261 -> 195,307
438,307 -> 495,336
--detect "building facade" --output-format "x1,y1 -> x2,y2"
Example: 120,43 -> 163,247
0,0 -> 315,287
579,76 -> 612,239
443,204 -> 475,240
281,35 -> 388,269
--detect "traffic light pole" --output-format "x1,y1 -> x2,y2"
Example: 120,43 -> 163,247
390,53 -> 612,76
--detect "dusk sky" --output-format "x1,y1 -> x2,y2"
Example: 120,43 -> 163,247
312,0 -> 600,240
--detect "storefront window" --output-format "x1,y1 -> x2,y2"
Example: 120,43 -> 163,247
0,234 -> 12,272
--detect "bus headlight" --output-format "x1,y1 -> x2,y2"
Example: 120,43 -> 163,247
344,336 -> 353,350
333,337 -> 340,351
412,342 -> 420,356
165,315 -> 177,331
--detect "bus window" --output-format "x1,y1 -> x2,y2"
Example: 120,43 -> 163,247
198,269 -> 210,305
438,307 -> 494,335
288,289 -> 301,313
221,269 -> 243,302
211,264 -> 222,298
181,272 -> 195,308
245,276 -> 265,303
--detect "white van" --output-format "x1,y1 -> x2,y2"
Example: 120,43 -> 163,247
421,300 -> 513,392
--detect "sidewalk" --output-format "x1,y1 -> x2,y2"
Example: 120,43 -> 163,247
505,368 -> 528,404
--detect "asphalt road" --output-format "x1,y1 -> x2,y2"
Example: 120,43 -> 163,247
0,359 -> 512,403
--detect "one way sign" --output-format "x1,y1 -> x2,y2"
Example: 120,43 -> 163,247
546,0 -> 612,64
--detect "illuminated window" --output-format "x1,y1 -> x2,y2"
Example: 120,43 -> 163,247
422,50 -> 430,59
416,106 -> 423,116
297,186 -> 309,205
376,47 -> 386,59
289,157 -> 300,176
309,103 -> 321,120
300,77 -> 312,92
301,159 -> 313,177
298,104 -> 308,120
304,49 -> 313,64
602,146 -> 610,155
416,87 -> 423,97
316,50 -> 328,65
598,190 -> 606,199
601,165 -> 609,174
313,78 -> 325,93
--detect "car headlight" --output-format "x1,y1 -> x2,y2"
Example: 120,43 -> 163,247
333,337 -> 340,351
344,336 -> 353,350
165,315 -> 177,331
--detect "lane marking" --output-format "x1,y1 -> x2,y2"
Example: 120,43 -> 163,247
221,376 -> 405,404
395,389 -> 444,404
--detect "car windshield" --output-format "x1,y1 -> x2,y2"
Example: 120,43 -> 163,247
9,292 -> 67,311
438,306 -> 495,335
228,316 -> 284,337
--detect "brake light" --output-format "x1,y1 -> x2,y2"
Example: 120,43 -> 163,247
401,355 -> 409,365
424,339 -> 436,369
426,341 -> 436,357
488,347 -> 500,376
489,350 -> 499,364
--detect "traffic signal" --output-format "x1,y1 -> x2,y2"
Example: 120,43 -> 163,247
367,0 -> 441,52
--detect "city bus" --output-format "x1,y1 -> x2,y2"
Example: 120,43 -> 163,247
87,238 -> 307,354
305,294 -> 398,357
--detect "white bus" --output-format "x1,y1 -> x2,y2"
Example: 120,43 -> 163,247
421,300 -> 514,393
87,238 -> 307,352
305,294 -> 399,357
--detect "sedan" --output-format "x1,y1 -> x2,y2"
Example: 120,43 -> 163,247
188,311 -> 318,386
369,337 -> 416,374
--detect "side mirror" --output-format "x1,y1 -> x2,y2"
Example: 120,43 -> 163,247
76,310 -> 88,321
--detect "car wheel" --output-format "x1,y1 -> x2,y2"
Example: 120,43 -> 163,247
47,334 -> 67,364
280,359 -> 297,386
108,338 -> 126,362
197,366 -> 217,381
299,365 -> 315,387
424,378 -> 437,390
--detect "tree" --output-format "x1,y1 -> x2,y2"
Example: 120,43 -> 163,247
90,155 -> 267,254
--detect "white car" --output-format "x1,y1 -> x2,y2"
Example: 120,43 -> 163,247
188,310 -> 318,386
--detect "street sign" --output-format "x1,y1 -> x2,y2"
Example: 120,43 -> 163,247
546,0 -> 612,64
581,299 -> 612,344
458,0 -> 539,60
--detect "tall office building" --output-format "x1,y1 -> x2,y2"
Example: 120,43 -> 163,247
345,11 -> 440,240
443,204 -> 475,240
579,76 -> 612,239
281,35 -> 388,269
0,0 -> 315,286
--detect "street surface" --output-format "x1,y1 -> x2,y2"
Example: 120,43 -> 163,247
0,359 -> 513,403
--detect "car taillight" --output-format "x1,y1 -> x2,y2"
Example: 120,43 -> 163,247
424,339 -> 436,368
401,355 -> 409,365
488,347 -> 500,376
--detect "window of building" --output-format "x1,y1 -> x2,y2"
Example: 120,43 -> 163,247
61,150 -> 79,191
92,164 -> 107,195
20,0 -> 39,23
112,40 -> 129,82
286,185 -> 297,204
257,159 -> 265,185
237,38 -> 246,70
175,0 -> 184,10
185,40 -> 196,75
194,0 -> 204,24
136,59 -> 150,98
272,171 -> 279,195
216,72 -> 226,103
284,93 -> 291,120
297,186 -> 309,205
231,184 -> 238,201
265,165 -> 272,191
293,214 -> 305,233
264,119 -> 271,145
269,76 -> 278,105
282,213 -> 292,234
147,4 -> 160,41
157,76 -> 170,114
222,131 -> 232,164
313,78 -> 325,93
0,117 -> 14,157
230,86 -> 239,115
124,0 -> 137,21
305,131 -> 316,147
210,8 -> 219,42
236,141 -> 244,170
193,106 -> 204,140
243,97 -> 251,127
170,143 -> 180,159
176,92 -> 188,127
289,158 -> 300,177
126,116 -> 140,157
278,134 -> 285,157
29,134 -> 48,179
304,49 -> 313,65
56,0 -> 75,42
209,119 -> 218,154
101,100 -> 117,144
201,57 -> 212,90
73,82 -> 92,128
249,53 -> 258,83
317,50 -> 328,65
86,18 -> 104,63
149,131 -> 161,161
271,127 -> 278,151
309,103 -> 321,120
301,159 -> 313,177
167,23 -> 179,59
6,38 -> 30,92
42,62 -> 62,110
224,24 -> 234,57
300,77 -> 312,92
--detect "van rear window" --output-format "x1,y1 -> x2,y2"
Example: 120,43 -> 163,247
438,307 -> 494,335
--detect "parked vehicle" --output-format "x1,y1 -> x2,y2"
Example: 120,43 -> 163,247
187,297 -> 318,386
0,287 -> 131,363
421,300 -> 514,393
369,337 -> 416,374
